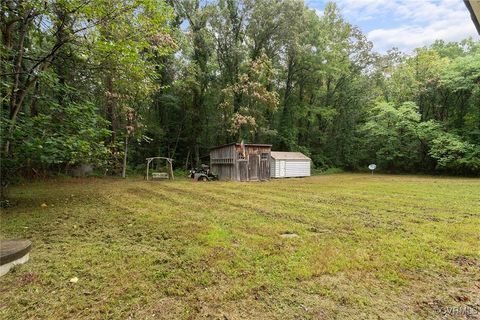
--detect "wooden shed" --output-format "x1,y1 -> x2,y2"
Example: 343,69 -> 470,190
210,143 -> 272,181
270,151 -> 311,178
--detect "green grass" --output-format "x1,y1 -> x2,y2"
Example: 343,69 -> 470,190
1,174 -> 479,319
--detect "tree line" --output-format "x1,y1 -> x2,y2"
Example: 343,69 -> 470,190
1,0 -> 479,192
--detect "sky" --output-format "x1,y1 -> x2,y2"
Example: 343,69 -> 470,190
306,0 -> 480,53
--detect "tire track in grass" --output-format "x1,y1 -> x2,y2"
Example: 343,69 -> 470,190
158,182 -> 458,219
113,185 -> 210,222
170,183 -> 462,242
182,184 -> 456,245
121,183 -> 282,232
161,184 -> 315,228
257,178 -> 474,211
168,183 -> 386,234
129,181 -> 470,243
126,187 -> 181,206
209,182 -> 473,219
159,184 -> 357,237
193,184 -> 396,225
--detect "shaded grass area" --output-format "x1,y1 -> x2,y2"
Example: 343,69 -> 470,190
0,174 -> 479,319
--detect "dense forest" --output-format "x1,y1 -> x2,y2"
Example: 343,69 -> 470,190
1,0 -> 480,190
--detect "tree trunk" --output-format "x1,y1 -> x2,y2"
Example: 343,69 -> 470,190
105,75 -> 117,147
122,135 -> 128,178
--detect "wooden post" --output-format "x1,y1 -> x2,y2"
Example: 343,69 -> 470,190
169,159 -> 174,180
146,159 -> 150,181
122,135 -> 128,178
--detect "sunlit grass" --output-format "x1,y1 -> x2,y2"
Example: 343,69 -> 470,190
1,174 -> 479,319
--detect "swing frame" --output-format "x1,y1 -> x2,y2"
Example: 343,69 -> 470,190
145,157 -> 174,181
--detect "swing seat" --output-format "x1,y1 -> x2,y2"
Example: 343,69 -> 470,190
152,172 -> 169,179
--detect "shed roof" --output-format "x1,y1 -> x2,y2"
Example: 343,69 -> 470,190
210,142 -> 272,150
271,151 -> 310,160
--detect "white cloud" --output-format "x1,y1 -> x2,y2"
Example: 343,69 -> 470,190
329,0 -> 480,52
314,8 -> 324,17
368,19 -> 478,52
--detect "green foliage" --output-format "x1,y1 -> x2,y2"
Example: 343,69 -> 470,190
360,101 -> 480,175
1,96 -> 110,174
2,0 -> 480,186
173,168 -> 189,177
1,0 -> 175,189
441,53 -> 480,92
360,102 -> 423,171
16,105 -> 110,167
429,132 -> 480,174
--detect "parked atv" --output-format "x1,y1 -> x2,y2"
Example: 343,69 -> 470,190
189,165 -> 218,181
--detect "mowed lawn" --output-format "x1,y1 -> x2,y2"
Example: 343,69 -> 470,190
0,174 -> 479,319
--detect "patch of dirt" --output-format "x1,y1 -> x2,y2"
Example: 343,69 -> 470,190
417,298 -> 446,315
20,272 -> 39,285
452,294 -> 471,302
307,226 -> 333,234
454,256 -> 479,268
363,222 -> 378,228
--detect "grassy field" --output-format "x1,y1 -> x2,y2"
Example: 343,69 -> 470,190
0,174 -> 479,319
